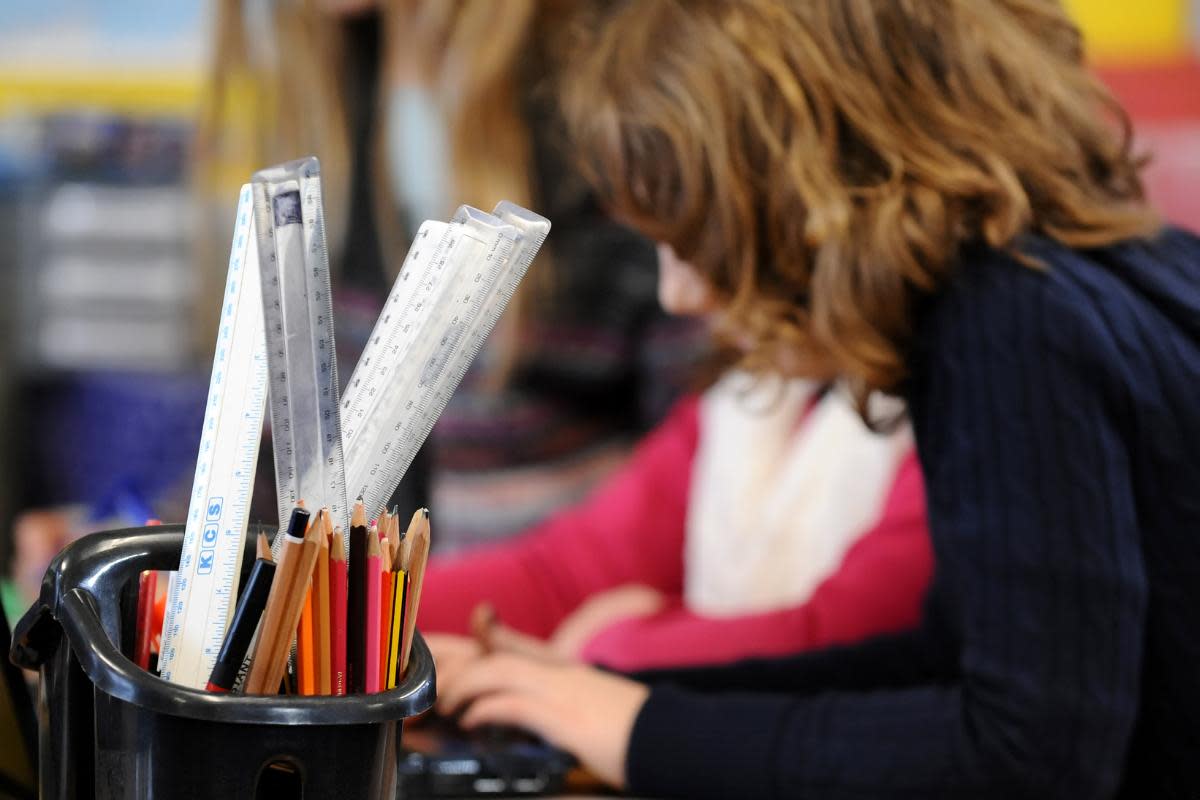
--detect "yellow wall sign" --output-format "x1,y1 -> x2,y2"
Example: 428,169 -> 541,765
1064,0 -> 1191,62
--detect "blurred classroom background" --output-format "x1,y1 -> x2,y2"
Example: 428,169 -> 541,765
1,0 -> 1198,624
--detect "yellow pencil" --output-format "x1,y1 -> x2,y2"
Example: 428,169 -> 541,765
386,568 -> 408,690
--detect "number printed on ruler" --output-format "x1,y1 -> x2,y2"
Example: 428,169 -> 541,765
340,220 -> 455,450
341,203 -> 548,516
252,157 -> 348,533
159,185 -> 268,688
342,220 -> 500,509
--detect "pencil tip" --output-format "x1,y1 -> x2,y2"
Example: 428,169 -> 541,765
422,508 -> 430,520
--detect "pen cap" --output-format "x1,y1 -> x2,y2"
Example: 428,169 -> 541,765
286,506 -> 312,540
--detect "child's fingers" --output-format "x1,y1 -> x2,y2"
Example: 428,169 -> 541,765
459,691 -> 549,736
435,652 -> 547,716
424,633 -> 483,694
457,663 -> 650,791
487,621 -> 560,661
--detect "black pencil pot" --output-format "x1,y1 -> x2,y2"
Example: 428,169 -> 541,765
10,524 -> 437,799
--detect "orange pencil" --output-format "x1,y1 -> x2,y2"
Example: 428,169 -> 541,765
315,520 -> 331,695
330,527 -> 348,696
297,578 -> 315,695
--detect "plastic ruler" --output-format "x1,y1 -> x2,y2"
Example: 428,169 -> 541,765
251,157 -> 349,535
342,202 -> 549,516
159,185 -> 268,688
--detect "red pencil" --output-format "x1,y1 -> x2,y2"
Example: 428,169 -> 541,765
135,518 -> 161,670
134,570 -> 157,670
330,528 -> 348,696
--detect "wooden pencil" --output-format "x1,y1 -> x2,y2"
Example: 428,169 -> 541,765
365,530 -> 382,694
399,508 -> 422,578
244,506 -> 320,695
386,567 -> 408,690
315,516 -> 331,695
297,578 -> 315,695
330,527 -> 348,696
347,498 -> 367,694
400,509 -> 431,675
378,541 -> 393,690
386,506 -> 402,562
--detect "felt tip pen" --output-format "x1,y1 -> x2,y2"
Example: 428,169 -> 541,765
206,540 -> 276,692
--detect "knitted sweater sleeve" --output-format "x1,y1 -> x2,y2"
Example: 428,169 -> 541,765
626,260 -> 1146,799
581,451 -> 931,672
417,397 -> 698,638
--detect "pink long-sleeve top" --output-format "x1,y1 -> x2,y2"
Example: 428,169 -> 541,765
418,395 -> 932,672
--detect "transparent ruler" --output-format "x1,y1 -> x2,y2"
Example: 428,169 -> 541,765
252,157 -> 349,533
160,185 -> 268,688
342,202 -> 549,515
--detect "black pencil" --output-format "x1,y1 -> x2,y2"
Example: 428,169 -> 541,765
207,534 -> 276,692
347,497 -> 367,693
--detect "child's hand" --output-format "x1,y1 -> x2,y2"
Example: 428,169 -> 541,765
437,651 -> 650,790
426,611 -> 567,700
423,633 -> 485,696
549,584 -> 665,659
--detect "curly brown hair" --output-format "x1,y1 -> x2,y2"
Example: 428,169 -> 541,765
558,0 -> 1159,408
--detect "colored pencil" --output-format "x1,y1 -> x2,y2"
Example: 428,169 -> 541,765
244,506 -> 319,695
297,578 -> 315,695
399,508 -> 422,578
347,498 -> 367,694
386,567 -> 408,690
379,540 -> 393,689
365,530 -> 382,694
400,509 -> 431,675
330,527 -> 348,696
257,529 -> 272,561
315,518 -> 331,695
134,570 -> 157,670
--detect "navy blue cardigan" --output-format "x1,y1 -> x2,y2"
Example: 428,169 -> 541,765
626,228 -> 1200,799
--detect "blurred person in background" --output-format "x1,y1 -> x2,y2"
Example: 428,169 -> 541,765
433,1 -> 1200,797
194,0 -> 707,546
421,257 -> 934,675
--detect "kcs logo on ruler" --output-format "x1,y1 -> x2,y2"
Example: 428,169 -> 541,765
160,185 -> 268,688
161,158 -> 350,688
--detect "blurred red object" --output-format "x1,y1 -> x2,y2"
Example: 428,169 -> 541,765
1098,57 -> 1200,229
134,571 -> 157,669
